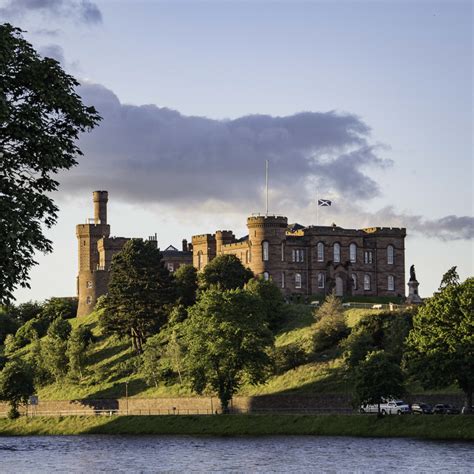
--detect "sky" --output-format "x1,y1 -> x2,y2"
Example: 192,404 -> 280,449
2,0 -> 472,302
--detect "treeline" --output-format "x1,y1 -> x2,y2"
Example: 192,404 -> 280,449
0,239 -> 472,418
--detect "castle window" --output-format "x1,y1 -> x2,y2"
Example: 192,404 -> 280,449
317,242 -> 324,262
295,273 -> 302,289
86,296 -> 92,305
281,242 -> 285,261
86,281 -> 93,289
351,273 -> 357,290
364,274 -> 371,291
333,243 -> 341,263
364,251 -> 373,264
245,250 -> 249,264
387,245 -> 394,265
167,263 -> 174,272
197,251 -> 203,270
262,241 -> 269,261
388,275 -> 395,291
263,271 -> 270,281
317,272 -> 325,289
350,243 -> 357,263
292,249 -> 304,263
281,272 -> 285,289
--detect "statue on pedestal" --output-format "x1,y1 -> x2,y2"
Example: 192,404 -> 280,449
407,264 -> 422,304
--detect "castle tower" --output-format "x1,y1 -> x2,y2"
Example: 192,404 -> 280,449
76,191 -> 110,317
215,230 -> 235,254
247,215 -> 288,277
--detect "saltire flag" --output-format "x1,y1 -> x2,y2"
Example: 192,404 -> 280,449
318,199 -> 332,207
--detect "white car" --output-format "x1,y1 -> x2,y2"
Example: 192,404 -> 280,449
359,399 -> 411,415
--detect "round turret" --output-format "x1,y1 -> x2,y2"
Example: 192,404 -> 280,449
93,190 -> 108,225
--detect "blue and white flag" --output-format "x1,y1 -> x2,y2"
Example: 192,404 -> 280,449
318,199 -> 332,207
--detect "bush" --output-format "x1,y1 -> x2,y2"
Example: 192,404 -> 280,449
272,343 -> 308,374
41,297 -> 78,320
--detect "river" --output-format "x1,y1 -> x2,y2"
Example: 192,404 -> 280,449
0,435 -> 472,472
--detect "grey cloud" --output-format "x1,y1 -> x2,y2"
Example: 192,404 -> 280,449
1,0 -> 102,24
61,83 -> 387,207
39,44 -> 64,63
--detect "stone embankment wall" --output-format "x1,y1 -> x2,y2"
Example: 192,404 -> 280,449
0,393 -> 465,416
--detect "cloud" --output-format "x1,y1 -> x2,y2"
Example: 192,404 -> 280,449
39,44 -> 64,63
1,0 -> 102,24
63,83 -> 387,206
59,83 -> 472,242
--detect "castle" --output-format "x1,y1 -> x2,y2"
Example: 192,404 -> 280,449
76,191 -> 406,317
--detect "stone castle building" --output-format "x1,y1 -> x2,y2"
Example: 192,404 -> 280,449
77,191 -> 406,316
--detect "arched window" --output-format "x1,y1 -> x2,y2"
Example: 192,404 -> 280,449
281,272 -> 285,289
317,272 -> 325,288
351,273 -> 357,290
333,243 -> 341,263
295,273 -> 302,289
86,296 -> 92,305
364,274 -> 371,291
350,243 -> 357,263
281,242 -> 285,261
317,242 -> 324,262
387,245 -> 394,265
263,271 -> 269,281
262,241 -> 269,261
388,275 -> 395,291
245,250 -> 249,264
197,251 -> 203,270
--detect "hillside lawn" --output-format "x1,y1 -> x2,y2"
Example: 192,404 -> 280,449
2,304 -> 462,400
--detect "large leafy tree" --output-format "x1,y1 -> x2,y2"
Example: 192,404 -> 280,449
182,288 -> 273,412
405,269 -> 474,410
101,239 -> 176,353
199,254 -> 253,291
354,350 -> 405,416
0,24 -> 101,303
174,264 -> 198,307
0,359 -> 34,418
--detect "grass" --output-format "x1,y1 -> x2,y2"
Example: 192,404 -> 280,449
0,414 -> 472,440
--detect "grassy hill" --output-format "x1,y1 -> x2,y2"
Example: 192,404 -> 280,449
18,305 -> 373,400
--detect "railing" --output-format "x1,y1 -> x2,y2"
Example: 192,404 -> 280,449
0,407 -> 355,418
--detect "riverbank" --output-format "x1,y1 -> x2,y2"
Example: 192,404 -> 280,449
0,415 -> 473,440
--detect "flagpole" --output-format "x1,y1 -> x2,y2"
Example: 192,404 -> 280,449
265,160 -> 269,217
316,187 -> 319,226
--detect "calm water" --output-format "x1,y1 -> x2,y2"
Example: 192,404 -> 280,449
0,436 -> 472,473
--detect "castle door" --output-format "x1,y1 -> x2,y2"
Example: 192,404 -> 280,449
335,276 -> 344,296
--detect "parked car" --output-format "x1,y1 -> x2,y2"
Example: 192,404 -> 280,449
359,399 -> 411,415
411,402 -> 433,415
433,404 -> 460,415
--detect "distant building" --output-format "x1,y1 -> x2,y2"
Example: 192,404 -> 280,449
76,191 -> 406,317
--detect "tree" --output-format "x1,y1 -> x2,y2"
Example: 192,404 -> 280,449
174,264 -> 198,307
41,318 -> 72,381
0,360 -> 34,418
439,266 -> 460,290
354,350 -> 405,416
182,288 -> 273,412
67,326 -> 93,380
101,239 -> 176,353
41,297 -> 78,320
199,254 -> 253,291
246,277 -> 285,330
312,293 -> 349,352
0,24 -> 101,304
405,271 -> 474,411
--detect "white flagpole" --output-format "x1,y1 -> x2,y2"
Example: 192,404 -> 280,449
316,187 -> 319,226
265,159 -> 269,217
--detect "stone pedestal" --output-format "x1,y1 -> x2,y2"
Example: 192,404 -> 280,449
407,279 -> 422,304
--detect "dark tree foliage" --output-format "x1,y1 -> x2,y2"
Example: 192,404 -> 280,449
199,254 -> 253,291
0,24 -> 101,303
343,310 -> 414,368
405,270 -> 474,410
246,276 -> 286,330
182,288 -> 274,412
10,301 -> 43,324
0,359 -> 34,418
101,239 -> 176,353
0,312 -> 19,344
41,297 -> 78,320
174,264 -> 198,307
354,350 -> 405,415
